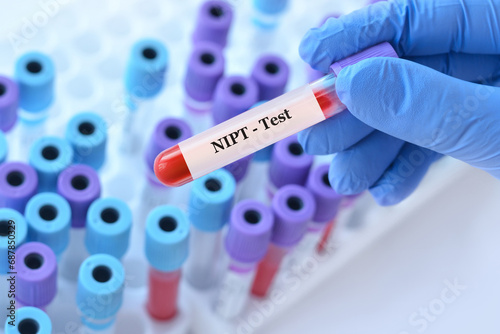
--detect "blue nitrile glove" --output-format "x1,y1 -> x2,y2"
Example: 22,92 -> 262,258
298,0 -> 500,205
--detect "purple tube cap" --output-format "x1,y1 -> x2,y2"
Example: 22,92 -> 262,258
0,76 -> 19,132
306,164 -> 343,223
271,185 -> 315,247
330,42 -> 398,76
184,42 -> 225,102
192,0 -> 233,47
212,75 -> 259,124
57,164 -> 101,228
225,200 -> 274,264
251,54 -> 289,101
269,134 -> 313,188
145,118 -> 192,173
16,242 -> 57,307
0,162 -> 38,213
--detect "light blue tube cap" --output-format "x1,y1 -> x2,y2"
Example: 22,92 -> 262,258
77,254 -> 125,330
125,38 -> 168,100
29,136 -> 74,192
189,169 -> 236,232
65,112 -> 107,170
15,51 -> 55,113
0,131 -> 7,164
5,307 -> 52,334
25,192 -> 71,256
146,205 -> 189,272
85,198 -> 132,259
0,208 -> 27,274
253,0 -> 288,15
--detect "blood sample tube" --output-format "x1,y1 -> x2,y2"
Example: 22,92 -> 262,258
16,242 -> 57,309
25,192 -> 71,259
57,164 -> 101,281
0,162 -> 38,214
214,200 -> 274,319
154,43 -> 398,187
192,0 -> 233,48
29,136 -> 74,192
185,169 -> 236,289
122,38 -> 168,154
251,54 -> 289,101
267,134 -> 313,198
4,307 -> 52,334
65,112 -> 107,171
14,52 -> 55,155
0,131 -> 7,164
0,75 -> 19,132
252,0 -> 288,29
85,197 -> 132,260
288,164 -> 342,263
145,205 -> 189,321
184,41 -> 225,116
77,254 -> 125,332
251,184 -> 315,297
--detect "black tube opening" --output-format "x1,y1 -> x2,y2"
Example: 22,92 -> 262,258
92,265 -> 112,283
288,143 -> 304,156
78,121 -> 95,135
265,62 -> 279,74
287,196 -> 303,211
322,173 -> 331,187
25,253 -> 44,270
209,5 -> 224,17
165,126 -> 181,140
27,61 -> 42,74
39,205 -> 57,221
7,171 -> 24,187
205,178 -> 222,192
200,52 -> 215,65
142,47 -> 157,60
159,216 -> 177,232
18,319 -> 40,334
41,145 -> 59,161
0,220 -> 9,237
230,83 -> 245,96
71,175 -> 89,190
101,208 -> 119,224
244,209 -> 261,224
0,83 -> 6,97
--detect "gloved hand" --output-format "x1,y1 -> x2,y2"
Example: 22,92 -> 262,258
298,0 -> 500,205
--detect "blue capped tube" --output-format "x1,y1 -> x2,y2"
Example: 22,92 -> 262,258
0,208 -> 28,274
4,307 -> 52,334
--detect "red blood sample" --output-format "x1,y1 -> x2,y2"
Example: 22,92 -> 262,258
251,244 -> 288,297
146,267 -> 181,321
317,218 -> 336,253
154,145 -> 193,187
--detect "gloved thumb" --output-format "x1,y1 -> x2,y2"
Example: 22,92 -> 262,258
335,57 -> 500,178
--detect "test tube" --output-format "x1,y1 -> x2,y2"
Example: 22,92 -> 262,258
185,169 -> 236,289
251,54 -> 289,101
154,43 -> 398,187
251,185 -> 315,297
192,0 -> 233,48
122,38 -> 168,154
0,75 -> 19,132
184,41 -> 225,117
16,242 -> 57,309
252,0 -> 288,29
288,164 -> 342,264
29,136 -> 74,192
14,52 -> 55,154
4,307 -> 52,334
65,112 -> 107,171
85,197 -> 132,260
145,205 -> 189,321
57,164 -> 101,281
0,162 -> 38,214
77,254 -> 125,332
25,192 -> 71,259
214,200 -> 274,319
0,131 -> 8,164
268,134 -> 313,197
141,118 -> 193,216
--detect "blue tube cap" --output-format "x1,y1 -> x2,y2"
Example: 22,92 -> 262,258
0,208 -> 27,274
0,131 -> 7,164
29,136 -> 74,192
65,112 -> 107,170
15,51 -> 55,113
77,254 -> 125,329
4,307 -> 52,334
253,0 -> 288,15
85,198 -> 132,259
189,169 -> 236,232
146,205 -> 189,272
25,193 -> 71,256
125,38 -> 168,100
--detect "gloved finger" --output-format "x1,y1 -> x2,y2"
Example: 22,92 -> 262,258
327,131 -> 405,195
369,144 -> 442,206
298,110 -> 374,155
300,0 -> 500,72
336,57 -> 500,178
407,53 -> 500,84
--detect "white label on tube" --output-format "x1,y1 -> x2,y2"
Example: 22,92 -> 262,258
179,85 -> 325,179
